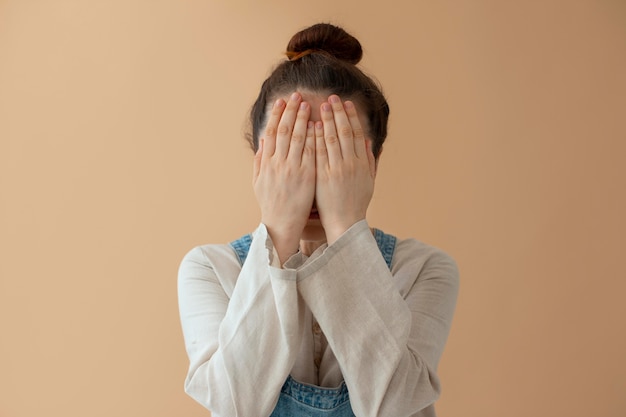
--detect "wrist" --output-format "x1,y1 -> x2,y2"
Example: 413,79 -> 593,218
263,222 -> 302,265
323,217 -> 364,245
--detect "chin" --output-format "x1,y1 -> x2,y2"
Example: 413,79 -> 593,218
302,222 -> 326,241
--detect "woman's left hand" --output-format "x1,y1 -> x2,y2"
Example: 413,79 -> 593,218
315,95 -> 377,245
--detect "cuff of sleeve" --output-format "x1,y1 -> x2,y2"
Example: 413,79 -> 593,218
283,252 -> 305,269
252,223 -> 274,266
270,247 -> 304,269
256,223 -> 305,270
297,219 -> 372,279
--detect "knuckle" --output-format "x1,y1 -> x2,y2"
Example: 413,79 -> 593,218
325,134 -> 339,144
277,124 -> 290,136
352,127 -> 365,138
264,126 -> 277,137
339,126 -> 353,137
302,145 -> 315,157
291,132 -> 305,143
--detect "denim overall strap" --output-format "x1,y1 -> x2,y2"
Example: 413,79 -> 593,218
229,228 -> 396,269
372,228 -> 396,270
228,228 -> 397,416
229,233 -> 253,265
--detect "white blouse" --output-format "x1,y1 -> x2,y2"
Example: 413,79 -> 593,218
178,220 -> 459,417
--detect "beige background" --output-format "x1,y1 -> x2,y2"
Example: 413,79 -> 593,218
1,1 -> 625,416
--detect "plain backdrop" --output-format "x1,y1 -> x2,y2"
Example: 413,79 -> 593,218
1,1 -> 625,416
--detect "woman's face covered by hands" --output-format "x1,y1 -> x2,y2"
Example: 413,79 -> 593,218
253,90 -> 377,261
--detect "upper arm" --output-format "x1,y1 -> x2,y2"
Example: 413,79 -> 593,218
403,248 -> 460,370
177,246 -> 230,360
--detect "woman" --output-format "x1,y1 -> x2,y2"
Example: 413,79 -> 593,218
178,23 -> 459,417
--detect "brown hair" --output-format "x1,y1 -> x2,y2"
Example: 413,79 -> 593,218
247,23 -> 390,158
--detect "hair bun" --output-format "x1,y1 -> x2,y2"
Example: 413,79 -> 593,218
286,23 -> 362,65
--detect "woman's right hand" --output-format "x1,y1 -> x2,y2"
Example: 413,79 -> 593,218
253,92 -> 316,265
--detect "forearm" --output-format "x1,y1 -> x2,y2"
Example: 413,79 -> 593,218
179,226 -> 305,416
185,277 -> 303,416
296,221 -> 454,416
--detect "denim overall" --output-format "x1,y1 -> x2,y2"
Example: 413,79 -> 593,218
230,229 -> 397,417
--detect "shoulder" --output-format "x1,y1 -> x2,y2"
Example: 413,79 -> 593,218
180,243 -> 239,268
178,225 -> 270,294
391,235 -> 460,296
394,237 -> 457,271
178,242 -> 243,298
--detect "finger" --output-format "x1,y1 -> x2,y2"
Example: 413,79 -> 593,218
320,101 -> 342,167
315,120 -> 327,170
261,99 -> 285,159
287,101 -> 310,162
367,140 -> 377,178
302,120 -> 315,168
253,138 -> 264,182
274,92 -> 302,159
328,95 -> 353,159
344,100 -> 367,159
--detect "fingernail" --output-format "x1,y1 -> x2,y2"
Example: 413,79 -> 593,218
291,92 -> 300,101
300,102 -> 308,110
329,95 -> 340,103
315,121 -> 323,129
307,121 -> 314,129
274,99 -> 283,108
344,101 -> 354,109
322,103 -> 331,112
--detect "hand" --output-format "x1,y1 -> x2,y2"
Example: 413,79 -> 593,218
315,95 -> 377,245
253,92 -> 316,264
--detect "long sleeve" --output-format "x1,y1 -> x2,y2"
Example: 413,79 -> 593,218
177,224 -> 305,417
296,220 -> 459,417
